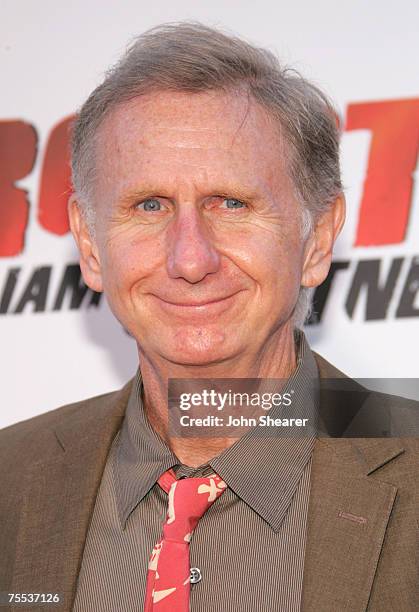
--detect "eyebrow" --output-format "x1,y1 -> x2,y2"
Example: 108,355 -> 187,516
117,185 -> 261,206
117,189 -> 165,206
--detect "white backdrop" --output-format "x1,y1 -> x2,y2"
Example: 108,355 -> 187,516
1,0 -> 418,428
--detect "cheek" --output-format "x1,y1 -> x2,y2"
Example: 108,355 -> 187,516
221,227 -> 303,294
100,229 -> 166,289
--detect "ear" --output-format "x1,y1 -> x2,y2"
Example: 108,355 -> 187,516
301,194 -> 346,288
68,194 -> 103,293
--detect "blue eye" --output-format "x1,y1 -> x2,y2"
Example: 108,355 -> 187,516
222,198 -> 246,209
138,198 -> 161,212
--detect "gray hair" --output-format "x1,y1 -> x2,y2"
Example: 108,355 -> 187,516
71,21 -> 342,327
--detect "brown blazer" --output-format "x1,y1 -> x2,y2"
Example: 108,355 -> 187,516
1,354 -> 418,611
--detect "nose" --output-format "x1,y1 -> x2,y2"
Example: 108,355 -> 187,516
166,207 -> 220,283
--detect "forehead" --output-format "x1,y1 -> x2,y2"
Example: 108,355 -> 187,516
94,89 -> 290,199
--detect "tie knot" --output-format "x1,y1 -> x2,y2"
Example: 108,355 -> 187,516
158,470 -> 227,543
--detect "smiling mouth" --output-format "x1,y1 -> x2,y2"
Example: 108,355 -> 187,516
151,290 -> 244,309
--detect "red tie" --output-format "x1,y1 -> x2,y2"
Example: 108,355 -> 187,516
144,468 -> 227,611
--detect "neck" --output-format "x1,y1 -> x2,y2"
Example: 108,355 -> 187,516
139,322 -> 297,467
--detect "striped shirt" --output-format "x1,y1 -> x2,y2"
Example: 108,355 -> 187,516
73,332 -> 318,611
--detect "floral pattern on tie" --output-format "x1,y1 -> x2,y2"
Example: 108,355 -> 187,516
144,469 -> 227,611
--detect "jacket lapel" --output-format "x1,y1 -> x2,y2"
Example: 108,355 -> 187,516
11,382 -> 132,611
301,437 -> 402,612
302,354 -> 405,611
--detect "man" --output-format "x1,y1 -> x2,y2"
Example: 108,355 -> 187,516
0,22 -> 417,612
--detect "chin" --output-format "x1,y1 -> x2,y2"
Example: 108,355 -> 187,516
151,326 -> 242,367
166,348 -> 233,366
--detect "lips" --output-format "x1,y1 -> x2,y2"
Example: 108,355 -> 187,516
150,290 -> 244,312
157,295 -> 236,307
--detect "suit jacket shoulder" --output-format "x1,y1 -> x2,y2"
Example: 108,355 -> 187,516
314,351 -> 419,438
0,381 -> 133,463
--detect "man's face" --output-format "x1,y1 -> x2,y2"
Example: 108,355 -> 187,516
87,90 -> 309,366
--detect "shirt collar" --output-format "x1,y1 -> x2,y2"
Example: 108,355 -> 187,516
113,372 -> 179,528
209,330 -> 318,532
113,330 -> 318,531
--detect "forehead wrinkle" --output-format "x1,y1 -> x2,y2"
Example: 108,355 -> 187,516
101,91 -> 274,158
150,125 -> 219,132
114,155 -> 272,202
133,127 -> 246,151
117,94 -> 257,152
139,141 -> 234,151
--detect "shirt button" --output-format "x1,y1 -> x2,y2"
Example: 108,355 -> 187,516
190,567 -> 202,584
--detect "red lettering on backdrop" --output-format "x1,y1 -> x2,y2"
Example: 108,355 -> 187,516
37,115 -> 74,235
0,121 -> 37,256
346,99 -> 419,246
